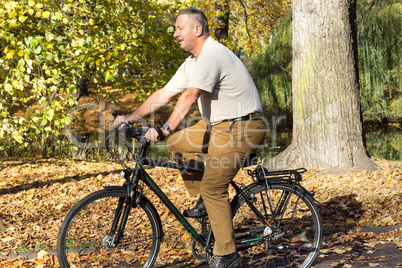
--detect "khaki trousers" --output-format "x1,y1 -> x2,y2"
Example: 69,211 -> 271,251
167,119 -> 267,255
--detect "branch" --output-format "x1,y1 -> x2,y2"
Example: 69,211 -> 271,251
238,0 -> 254,54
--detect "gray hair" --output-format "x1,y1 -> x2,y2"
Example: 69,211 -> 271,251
178,8 -> 210,36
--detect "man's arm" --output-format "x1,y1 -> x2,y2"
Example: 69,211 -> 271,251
165,87 -> 202,131
145,87 -> 202,141
113,87 -> 178,128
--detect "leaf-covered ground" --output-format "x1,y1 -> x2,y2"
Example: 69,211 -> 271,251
0,158 -> 400,267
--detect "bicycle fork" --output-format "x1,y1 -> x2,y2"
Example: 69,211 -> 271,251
104,183 -> 142,248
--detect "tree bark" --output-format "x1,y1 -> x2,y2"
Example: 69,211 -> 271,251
75,76 -> 89,100
264,0 -> 377,173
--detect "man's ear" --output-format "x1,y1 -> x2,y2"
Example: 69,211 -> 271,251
195,25 -> 203,37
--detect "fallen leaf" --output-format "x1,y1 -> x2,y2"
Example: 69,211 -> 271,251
1,237 -> 14,243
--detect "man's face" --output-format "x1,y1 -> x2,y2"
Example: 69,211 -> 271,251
173,14 -> 197,52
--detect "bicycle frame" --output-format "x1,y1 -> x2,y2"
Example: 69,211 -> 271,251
137,161 -> 207,248
106,137 -> 211,250
106,131 -> 315,256
118,161 -> 281,254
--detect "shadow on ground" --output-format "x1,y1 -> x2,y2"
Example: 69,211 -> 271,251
157,242 -> 401,268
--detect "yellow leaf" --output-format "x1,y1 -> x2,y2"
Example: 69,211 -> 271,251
4,83 -> 13,93
5,51 -> 15,60
42,11 -> 50,19
181,232 -> 191,240
55,11 -> 63,20
333,248 -> 346,254
1,237 -> 15,243
12,131 -> 23,143
346,218 -> 355,224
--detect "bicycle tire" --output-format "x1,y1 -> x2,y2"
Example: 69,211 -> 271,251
57,188 -> 162,268
231,182 -> 322,268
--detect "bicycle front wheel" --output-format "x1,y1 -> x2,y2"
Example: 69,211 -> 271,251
57,188 -> 162,268
232,182 -> 322,268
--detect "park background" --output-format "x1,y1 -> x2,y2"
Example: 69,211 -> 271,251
0,0 -> 401,267
0,0 -> 400,161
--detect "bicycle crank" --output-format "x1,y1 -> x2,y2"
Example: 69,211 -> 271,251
191,239 -> 207,262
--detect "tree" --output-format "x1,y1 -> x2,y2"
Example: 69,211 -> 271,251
214,0 -> 230,42
0,0 -> 184,156
358,0 -> 401,122
264,0 -> 378,172
249,0 -> 401,125
248,13 -> 292,121
184,0 -> 291,54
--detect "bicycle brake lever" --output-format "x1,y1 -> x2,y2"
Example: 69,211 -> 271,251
112,112 -> 118,121
117,122 -> 129,134
154,126 -> 166,141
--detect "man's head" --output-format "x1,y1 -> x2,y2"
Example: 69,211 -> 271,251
177,8 -> 209,36
174,8 -> 209,56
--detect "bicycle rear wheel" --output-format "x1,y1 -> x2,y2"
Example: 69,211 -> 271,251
232,182 -> 322,268
57,188 -> 162,268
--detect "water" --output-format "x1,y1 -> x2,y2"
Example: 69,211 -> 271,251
363,124 -> 401,161
145,124 -> 401,162
75,124 -> 401,162
258,125 -> 401,161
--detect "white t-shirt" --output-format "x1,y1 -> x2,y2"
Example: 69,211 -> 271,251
165,37 -> 262,124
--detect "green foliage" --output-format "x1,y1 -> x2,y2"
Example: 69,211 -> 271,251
247,13 -> 292,121
227,0 -> 291,55
0,0 -> 184,156
358,0 -> 401,122
364,124 -> 402,161
248,0 -> 401,124
181,0 -> 291,54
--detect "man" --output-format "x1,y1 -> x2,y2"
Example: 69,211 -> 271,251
114,8 -> 266,268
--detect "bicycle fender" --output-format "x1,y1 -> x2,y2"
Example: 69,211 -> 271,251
102,185 -> 164,242
231,181 -> 320,208
102,185 -> 137,204
298,185 -> 320,203
103,186 -> 126,192
230,182 -> 260,212
275,181 -> 321,204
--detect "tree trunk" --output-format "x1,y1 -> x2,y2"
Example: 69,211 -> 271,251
264,0 -> 377,173
76,76 -> 89,100
214,0 -> 230,42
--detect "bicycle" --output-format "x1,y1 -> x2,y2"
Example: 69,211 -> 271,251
57,121 -> 323,267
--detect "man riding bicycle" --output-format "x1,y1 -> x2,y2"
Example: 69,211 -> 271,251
114,8 -> 267,268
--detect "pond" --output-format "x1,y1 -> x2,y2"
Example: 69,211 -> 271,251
74,124 -> 401,162
257,124 -> 401,162
145,124 -> 401,162
363,124 -> 401,161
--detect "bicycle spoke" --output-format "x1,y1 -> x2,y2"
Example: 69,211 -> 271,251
58,189 -> 161,268
232,183 -> 322,268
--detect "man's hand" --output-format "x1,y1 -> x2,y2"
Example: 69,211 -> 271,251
145,128 -> 171,142
113,116 -> 130,128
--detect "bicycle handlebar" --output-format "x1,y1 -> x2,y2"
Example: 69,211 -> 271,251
111,112 -> 166,144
